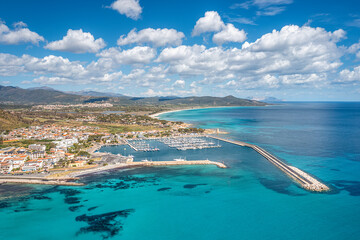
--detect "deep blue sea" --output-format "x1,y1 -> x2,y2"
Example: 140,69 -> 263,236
1,102 -> 360,240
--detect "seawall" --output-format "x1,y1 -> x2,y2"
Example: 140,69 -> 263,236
209,135 -> 329,192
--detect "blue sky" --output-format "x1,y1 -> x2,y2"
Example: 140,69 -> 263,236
0,0 -> 360,100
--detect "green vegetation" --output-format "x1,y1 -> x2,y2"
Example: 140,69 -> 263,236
85,122 -> 168,134
0,139 -> 54,149
87,134 -> 104,142
77,151 -> 90,157
0,85 -> 92,104
0,109 -> 31,131
0,85 -> 266,107
178,128 -> 205,134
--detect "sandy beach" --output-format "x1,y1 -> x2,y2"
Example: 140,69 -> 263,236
149,106 -> 239,119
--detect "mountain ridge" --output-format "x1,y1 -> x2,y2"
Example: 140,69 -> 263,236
0,85 -> 266,106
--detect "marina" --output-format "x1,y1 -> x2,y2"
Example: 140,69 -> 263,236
158,137 -> 221,150
125,139 -> 160,152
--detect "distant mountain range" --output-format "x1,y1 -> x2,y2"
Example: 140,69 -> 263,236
0,85 -> 90,104
67,90 -> 127,98
0,85 -> 266,106
250,96 -> 284,103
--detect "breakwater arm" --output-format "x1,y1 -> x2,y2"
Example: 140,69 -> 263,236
209,136 -> 329,192
0,178 -> 84,186
127,160 -> 227,168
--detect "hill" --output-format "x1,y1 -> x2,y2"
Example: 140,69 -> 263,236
0,85 -> 89,104
68,90 -> 127,98
0,109 -> 29,131
129,95 -> 265,106
0,85 -> 266,106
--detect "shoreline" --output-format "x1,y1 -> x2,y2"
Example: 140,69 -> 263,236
0,160 -> 227,186
70,160 -> 227,178
149,106 -> 244,119
152,106 -> 329,192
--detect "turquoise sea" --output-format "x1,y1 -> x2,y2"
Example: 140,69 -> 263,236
1,102 -> 360,240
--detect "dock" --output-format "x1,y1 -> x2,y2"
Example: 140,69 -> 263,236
128,160 -> 227,168
158,137 -> 221,150
209,136 -> 329,192
125,139 -> 159,152
0,178 -> 84,186
69,160 -> 227,178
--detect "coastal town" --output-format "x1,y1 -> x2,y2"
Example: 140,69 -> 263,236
0,112 -> 211,176
0,106 -> 331,192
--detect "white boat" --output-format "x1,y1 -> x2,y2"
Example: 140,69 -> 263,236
174,157 -> 186,161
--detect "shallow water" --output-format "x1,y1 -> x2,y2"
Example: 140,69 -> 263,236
1,102 -> 359,240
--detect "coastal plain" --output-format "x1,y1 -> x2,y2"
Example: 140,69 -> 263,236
0,104 -> 359,240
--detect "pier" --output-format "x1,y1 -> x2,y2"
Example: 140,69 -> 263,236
158,137 -> 221,150
70,160 -> 226,178
128,160 -> 227,169
0,177 -> 84,186
209,136 -> 329,192
125,139 -> 159,152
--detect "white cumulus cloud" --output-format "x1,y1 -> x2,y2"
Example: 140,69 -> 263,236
0,23 -> 354,94
339,66 -> 360,83
44,29 -> 106,54
98,46 -> 156,65
172,80 -> 185,88
192,11 -> 225,36
110,0 -> 142,20
158,25 -> 345,88
213,24 -> 247,45
117,28 -> 185,47
348,40 -> 360,58
0,21 -> 44,45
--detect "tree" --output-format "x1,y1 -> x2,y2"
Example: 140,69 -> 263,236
77,151 -> 90,157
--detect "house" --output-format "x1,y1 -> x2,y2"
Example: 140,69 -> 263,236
65,153 -> 75,160
70,160 -> 86,168
26,151 -> 45,160
22,160 -> 44,172
11,156 -> 27,169
0,161 -> 13,173
28,144 -> 46,151
54,138 -> 78,150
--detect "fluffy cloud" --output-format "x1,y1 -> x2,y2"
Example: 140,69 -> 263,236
0,54 -> 85,77
0,53 -> 123,85
98,46 -> 156,65
120,66 -> 170,88
172,79 -> 185,88
142,79 -> 201,97
339,66 -> 360,83
348,40 -> 360,58
158,25 -> 345,87
192,11 -> 225,36
44,29 -> 106,53
33,71 -> 123,85
156,45 -> 206,63
117,28 -> 185,47
110,0 -> 142,20
213,24 -> 247,45
0,53 -> 26,76
0,21 -> 44,45
0,24 -> 351,94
